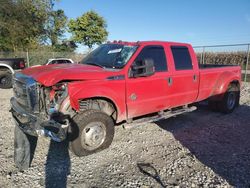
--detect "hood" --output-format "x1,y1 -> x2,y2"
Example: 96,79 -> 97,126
22,64 -> 114,86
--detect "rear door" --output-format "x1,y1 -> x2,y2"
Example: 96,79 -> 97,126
167,45 -> 199,107
126,45 -> 170,118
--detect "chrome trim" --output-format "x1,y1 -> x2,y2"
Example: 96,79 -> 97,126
13,73 -> 39,112
11,73 -> 68,142
10,97 -> 67,142
106,75 -> 125,80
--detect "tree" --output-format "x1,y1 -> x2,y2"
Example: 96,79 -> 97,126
0,0 -> 51,51
0,0 -> 64,51
68,10 -> 108,49
46,9 -> 68,47
53,40 -> 77,52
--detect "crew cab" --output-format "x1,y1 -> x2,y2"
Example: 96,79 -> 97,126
10,41 -> 241,169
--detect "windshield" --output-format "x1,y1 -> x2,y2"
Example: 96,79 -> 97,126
80,44 -> 138,69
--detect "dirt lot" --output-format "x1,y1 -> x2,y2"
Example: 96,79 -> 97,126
0,84 -> 250,188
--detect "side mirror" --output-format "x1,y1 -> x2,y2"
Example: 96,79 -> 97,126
130,58 -> 155,78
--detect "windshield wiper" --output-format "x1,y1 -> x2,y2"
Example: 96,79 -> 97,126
85,62 -> 105,68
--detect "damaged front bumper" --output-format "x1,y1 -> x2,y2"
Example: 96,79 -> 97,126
10,97 -> 68,142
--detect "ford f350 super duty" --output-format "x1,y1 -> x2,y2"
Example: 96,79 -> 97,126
10,41 -> 241,170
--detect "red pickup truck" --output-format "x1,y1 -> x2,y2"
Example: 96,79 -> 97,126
10,41 -> 241,168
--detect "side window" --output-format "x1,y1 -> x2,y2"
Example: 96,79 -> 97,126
58,60 -> 65,64
50,60 -> 57,64
171,46 -> 193,70
65,60 -> 72,64
134,46 -> 167,72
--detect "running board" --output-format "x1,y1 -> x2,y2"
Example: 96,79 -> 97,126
123,106 -> 197,129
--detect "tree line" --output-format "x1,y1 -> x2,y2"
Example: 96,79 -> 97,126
0,0 -> 108,52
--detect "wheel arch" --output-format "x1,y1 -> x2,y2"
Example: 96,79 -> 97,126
74,96 -> 124,123
229,80 -> 240,89
0,64 -> 15,74
60,96 -> 120,122
211,71 -> 241,97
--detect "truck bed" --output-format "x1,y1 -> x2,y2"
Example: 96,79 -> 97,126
197,64 -> 241,102
0,58 -> 26,70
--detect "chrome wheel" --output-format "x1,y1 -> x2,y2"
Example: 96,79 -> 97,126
81,122 -> 106,150
1,77 -> 6,84
69,110 -> 115,157
227,92 -> 236,110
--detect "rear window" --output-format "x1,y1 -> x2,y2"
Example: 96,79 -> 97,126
58,60 -> 72,64
171,46 -> 192,70
50,60 -> 72,64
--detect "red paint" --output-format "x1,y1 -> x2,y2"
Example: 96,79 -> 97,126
21,41 -> 241,123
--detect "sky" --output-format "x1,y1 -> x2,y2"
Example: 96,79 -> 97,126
54,0 -> 250,52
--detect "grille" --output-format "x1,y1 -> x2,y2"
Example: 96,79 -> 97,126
13,73 -> 39,113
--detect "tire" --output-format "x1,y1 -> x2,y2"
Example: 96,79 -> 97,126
218,84 -> 240,113
68,110 -> 114,157
0,71 -> 12,89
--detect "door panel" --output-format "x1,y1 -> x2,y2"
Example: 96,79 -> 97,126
126,45 -> 170,118
168,46 -> 199,107
168,71 -> 199,107
126,73 -> 169,118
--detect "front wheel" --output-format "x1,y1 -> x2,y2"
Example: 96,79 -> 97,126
68,110 -> 114,157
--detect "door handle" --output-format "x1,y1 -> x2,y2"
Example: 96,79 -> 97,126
193,75 -> 197,82
167,77 -> 173,86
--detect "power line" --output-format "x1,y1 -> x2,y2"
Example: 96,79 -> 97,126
193,43 -> 250,48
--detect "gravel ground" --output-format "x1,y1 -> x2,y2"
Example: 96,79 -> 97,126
0,83 -> 250,188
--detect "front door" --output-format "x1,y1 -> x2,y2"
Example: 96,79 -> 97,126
126,45 -> 170,118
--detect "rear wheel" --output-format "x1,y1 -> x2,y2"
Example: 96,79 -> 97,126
0,71 -> 12,89
68,110 -> 114,157
219,84 -> 240,113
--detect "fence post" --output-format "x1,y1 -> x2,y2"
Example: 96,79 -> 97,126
26,50 -> 30,67
244,44 -> 250,82
199,48 -> 203,64
202,46 -> 205,64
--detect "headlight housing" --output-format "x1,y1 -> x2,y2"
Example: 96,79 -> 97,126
48,83 -> 68,114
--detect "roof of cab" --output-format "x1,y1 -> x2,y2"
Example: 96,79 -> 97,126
109,40 -> 190,47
